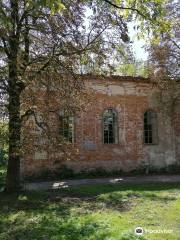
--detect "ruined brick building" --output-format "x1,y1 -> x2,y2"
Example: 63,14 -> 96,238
21,76 -> 180,178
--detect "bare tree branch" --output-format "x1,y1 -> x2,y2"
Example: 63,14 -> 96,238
103,0 -> 148,19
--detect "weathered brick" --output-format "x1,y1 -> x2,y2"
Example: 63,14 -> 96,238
21,76 -> 180,177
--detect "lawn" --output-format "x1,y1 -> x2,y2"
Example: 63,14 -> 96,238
0,182 -> 180,240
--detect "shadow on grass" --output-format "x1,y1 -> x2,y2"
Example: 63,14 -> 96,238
68,182 -> 180,193
59,182 -> 180,200
0,191 -> 147,240
1,182 -> 179,213
1,182 -> 178,240
0,192 -> 104,240
0,212 -> 111,240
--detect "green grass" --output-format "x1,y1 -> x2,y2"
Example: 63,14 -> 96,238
0,183 -> 180,240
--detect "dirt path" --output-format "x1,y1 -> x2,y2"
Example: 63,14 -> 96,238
24,175 -> 180,191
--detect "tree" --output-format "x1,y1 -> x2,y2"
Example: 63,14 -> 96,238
149,0 -> 180,81
0,0 -> 167,192
148,0 -> 180,117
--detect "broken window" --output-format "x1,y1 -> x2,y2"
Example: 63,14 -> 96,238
103,108 -> 118,144
144,110 -> 158,144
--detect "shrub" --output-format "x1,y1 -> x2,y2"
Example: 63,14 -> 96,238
0,149 -> 8,166
0,121 -> 8,166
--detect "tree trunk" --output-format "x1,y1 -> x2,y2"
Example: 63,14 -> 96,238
6,90 -> 21,192
5,52 -> 22,192
5,0 -> 27,192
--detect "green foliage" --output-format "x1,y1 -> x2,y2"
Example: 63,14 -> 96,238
26,0 -> 65,13
56,165 -> 75,179
106,0 -> 171,41
117,63 -> 136,76
132,163 -> 180,175
115,60 -> 149,77
25,164 -> 180,182
0,149 -> 8,165
149,0 -> 179,81
0,122 -> 8,166
0,0 -> 176,192
0,122 -> 8,146
25,166 -> 124,182
0,183 -> 180,239
121,232 -> 146,240
0,165 -> 6,189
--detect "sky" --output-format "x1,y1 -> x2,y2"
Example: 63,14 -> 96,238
128,22 -> 148,61
85,7 -> 148,62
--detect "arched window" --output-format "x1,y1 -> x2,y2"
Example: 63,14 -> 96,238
144,110 -> 158,144
103,108 -> 118,144
59,110 -> 74,143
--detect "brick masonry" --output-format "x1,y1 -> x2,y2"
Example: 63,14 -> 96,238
21,76 -> 180,177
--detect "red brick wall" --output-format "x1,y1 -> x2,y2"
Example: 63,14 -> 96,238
21,77 -> 179,177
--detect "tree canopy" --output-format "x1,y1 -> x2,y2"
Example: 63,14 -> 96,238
149,0 -> 180,81
0,0 -> 173,192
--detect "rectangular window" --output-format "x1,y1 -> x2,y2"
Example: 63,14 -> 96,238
103,109 -> 117,144
59,114 -> 74,143
144,110 -> 158,144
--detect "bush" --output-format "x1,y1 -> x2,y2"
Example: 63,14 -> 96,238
133,163 -> 180,175
0,165 -> 6,188
0,121 -> 8,166
0,149 -> 8,166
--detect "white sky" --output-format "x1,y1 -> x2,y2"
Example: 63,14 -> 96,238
128,22 -> 148,61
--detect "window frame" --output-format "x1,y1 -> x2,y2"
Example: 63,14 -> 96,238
102,108 -> 119,144
59,110 -> 75,143
143,109 -> 158,145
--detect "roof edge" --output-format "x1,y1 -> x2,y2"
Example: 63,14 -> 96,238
78,74 -> 151,83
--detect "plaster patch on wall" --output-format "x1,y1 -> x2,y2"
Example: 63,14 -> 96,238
87,83 -> 107,94
87,82 -> 150,96
164,151 -> 176,165
112,148 -> 121,155
83,140 -> 97,150
107,85 -> 125,95
148,90 -> 161,108
35,151 -> 47,160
